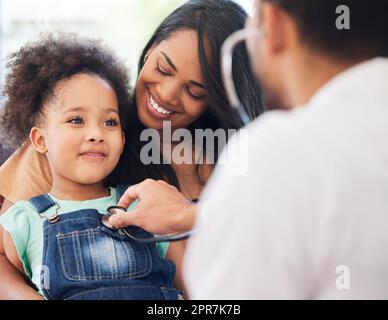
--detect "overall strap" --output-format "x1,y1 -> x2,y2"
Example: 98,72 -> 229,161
29,194 -> 59,222
29,194 -> 57,213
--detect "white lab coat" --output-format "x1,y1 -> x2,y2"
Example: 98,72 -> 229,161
184,58 -> 388,299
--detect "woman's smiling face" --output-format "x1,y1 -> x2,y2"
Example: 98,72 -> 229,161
135,29 -> 211,131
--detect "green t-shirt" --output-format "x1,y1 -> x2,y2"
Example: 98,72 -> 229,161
0,187 -> 169,295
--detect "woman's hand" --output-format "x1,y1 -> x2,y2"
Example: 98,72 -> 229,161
109,179 -> 197,235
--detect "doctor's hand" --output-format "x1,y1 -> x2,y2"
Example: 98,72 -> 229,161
108,179 -> 198,235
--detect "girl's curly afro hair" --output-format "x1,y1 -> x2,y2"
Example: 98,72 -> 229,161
0,33 -> 131,148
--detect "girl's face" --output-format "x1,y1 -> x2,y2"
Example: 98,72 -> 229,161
135,30 -> 210,131
31,74 -> 125,188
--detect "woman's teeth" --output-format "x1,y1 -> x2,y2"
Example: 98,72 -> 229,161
149,94 -> 174,115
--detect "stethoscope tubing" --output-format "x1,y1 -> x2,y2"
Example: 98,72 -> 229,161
121,228 -> 196,243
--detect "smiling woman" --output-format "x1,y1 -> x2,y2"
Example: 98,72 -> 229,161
136,30 -> 210,131
121,0 -> 264,196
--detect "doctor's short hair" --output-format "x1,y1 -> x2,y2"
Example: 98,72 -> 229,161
0,33 -> 131,148
263,0 -> 388,60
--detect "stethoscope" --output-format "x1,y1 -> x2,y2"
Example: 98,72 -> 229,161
221,28 -> 263,126
102,206 -> 196,243
102,29 -> 262,244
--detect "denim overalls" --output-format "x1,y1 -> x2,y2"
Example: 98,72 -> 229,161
29,185 -> 182,300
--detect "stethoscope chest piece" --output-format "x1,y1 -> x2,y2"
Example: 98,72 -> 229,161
101,205 -> 127,229
101,205 -> 196,243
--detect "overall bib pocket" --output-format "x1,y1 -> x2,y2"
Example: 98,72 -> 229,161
57,226 -> 152,281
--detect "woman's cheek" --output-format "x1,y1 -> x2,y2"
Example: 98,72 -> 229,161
189,102 -> 208,118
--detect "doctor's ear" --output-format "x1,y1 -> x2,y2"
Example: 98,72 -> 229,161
261,2 -> 294,54
30,127 -> 48,154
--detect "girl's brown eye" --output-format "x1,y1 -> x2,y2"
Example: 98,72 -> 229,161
105,119 -> 119,127
67,117 -> 84,125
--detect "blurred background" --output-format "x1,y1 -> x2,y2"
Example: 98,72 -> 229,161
0,0 -> 254,85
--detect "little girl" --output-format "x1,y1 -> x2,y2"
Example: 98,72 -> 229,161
0,34 -> 180,300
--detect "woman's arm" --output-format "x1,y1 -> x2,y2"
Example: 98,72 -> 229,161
166,241 -> 188,295
0,225 -> 43,300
